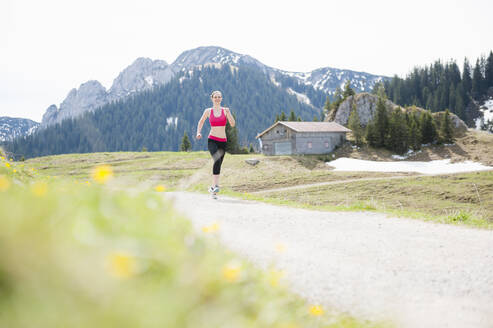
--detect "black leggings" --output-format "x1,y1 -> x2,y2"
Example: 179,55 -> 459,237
208,138 -> 226,175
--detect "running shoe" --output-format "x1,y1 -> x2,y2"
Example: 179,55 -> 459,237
213,185 -> 220,193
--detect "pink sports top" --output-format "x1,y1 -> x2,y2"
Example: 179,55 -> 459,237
208,108 -> 227,142
209,108 -> 227,127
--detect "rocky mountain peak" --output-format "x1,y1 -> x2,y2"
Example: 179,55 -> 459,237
108,57 -> 173,100
36,46 -> 388,132
41,80 -> 108,127
171,46 -> 266,73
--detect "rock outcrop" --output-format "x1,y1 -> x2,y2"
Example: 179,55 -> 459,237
41,81 -> 108,127
331,93 -> 396,126
40,58 -> 174,127
108,57 -> 173,101
328,93 -> 468,136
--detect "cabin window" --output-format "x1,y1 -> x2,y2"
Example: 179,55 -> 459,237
325,141 -> 329,148
308,142 -> 312,149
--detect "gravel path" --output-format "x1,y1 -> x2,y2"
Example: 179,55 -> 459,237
166,192 -> 493,328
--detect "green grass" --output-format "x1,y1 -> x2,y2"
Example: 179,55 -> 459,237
0,157 -> 389,328
25,151 -> 210,190
18,151 -> 493,228
239,171 -> 493,229
186,153 -> 412,193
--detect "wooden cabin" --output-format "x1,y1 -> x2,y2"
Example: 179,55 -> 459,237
256,121 -> 351,155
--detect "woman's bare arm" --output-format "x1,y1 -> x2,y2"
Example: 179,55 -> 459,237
196,108 -> 210,139
225,108 -> 235,127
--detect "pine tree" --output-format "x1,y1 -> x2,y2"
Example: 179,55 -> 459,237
374,95 -> 389,148
440,109 -> 455,144
408,113 -> 421,151
448,84 -> 456,113
365,122 -> 379,147
343,80 -> 355,99
313,115 -> 319,122
387,108 -> 409,154
348,102 -> 363,146
331,87 -> 343,110
279,111 -> 287,121
371,82 -> 384,95
486,51 -> 493,88
275,114 -> 280,122
472,59 -> 484,99
225,113 -> 240,154
420,111 -> 438,144
462,58 -> 473,94
180,131 -> 192,151
289,109 -> 296,121
323,96 -> 331,120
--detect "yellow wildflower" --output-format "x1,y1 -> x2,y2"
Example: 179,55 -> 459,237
107,252 -> 136,279
154,185 -> 166,192
268,269 -> 285,287
85,181 -> 91,186
202,222 -> 220,233
91,165 -> 113,184
5,162 -> 10,168
210,222 -> 220,232
275,242 -> 286,253
31,181 -> 48,197
222,262 -> 241,282
309,305 -> 324,316
0,175 -> 10,191
13,169 -> 17,173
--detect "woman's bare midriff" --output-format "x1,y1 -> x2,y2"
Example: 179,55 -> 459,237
209,126 -> 226,139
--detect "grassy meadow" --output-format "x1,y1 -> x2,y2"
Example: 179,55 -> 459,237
0,155 -> 388,327
1,129 -> 492,326
16,139 -> 493,229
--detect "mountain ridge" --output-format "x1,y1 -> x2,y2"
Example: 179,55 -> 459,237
0,117 -> 39,142
39,46 -> 388,127
1,46 -> 389,142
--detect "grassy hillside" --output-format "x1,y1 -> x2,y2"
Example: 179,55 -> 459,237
335,129 -> 493,165
0,157 -> 386,328
16,129 -> 493,229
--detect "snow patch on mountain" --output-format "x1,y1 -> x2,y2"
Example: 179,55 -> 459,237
145,76 -> 154,86
0,117 -> 39,142
166,117 -> 178,130
287,88 -> 311,105
270,75 -> 281,87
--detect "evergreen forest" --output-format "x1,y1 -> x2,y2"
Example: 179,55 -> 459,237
380,51 -> 493,125
5,65 -> 321,159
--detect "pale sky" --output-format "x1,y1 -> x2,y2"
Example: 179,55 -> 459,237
1,0 -> 492,122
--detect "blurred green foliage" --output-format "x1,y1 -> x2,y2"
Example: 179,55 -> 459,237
0,157 -> 384,328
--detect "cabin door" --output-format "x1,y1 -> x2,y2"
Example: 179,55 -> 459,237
274,142 -> 292,155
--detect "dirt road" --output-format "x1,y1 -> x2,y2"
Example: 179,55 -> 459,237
167,192 -> 493,328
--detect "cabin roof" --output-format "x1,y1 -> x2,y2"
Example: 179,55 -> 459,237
256,121 -> 351,138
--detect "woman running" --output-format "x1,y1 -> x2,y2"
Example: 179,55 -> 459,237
196,90 -> 236,198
